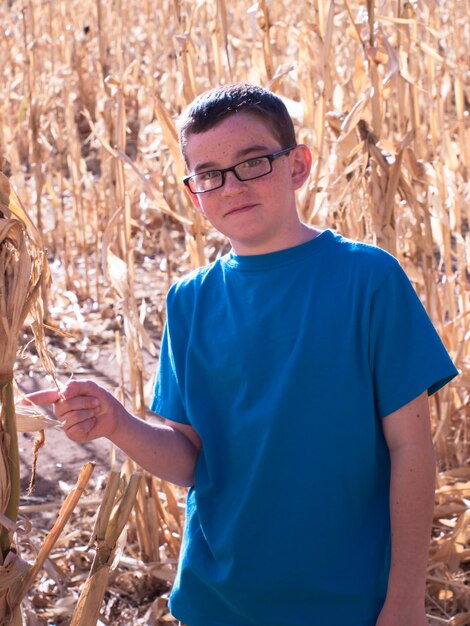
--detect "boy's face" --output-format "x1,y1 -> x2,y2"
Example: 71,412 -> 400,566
183,111 -> 312,255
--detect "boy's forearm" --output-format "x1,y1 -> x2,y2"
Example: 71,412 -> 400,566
109,408 -> 199,487
384,439 -> 435,606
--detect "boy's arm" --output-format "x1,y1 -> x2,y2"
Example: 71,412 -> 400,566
106,410 -> 201,487
25,380 -> 201,488
109,414 -> 201,487
376,390 -> 434,626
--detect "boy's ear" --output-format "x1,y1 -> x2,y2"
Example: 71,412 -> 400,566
290,144 -> 312,190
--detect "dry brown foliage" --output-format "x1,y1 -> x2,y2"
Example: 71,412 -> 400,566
0,0 -> 468,623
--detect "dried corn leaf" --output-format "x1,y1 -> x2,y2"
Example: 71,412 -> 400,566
14,405 -> 60,433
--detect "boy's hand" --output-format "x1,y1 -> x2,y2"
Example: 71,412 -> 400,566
23,380 -> 123,443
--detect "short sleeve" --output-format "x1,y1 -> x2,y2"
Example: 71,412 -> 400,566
150,293 -> 190,425
369,260 -> 458,418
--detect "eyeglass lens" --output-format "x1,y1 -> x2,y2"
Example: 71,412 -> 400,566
190,157 -> 272,192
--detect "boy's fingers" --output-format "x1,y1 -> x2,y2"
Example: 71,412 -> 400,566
64,418 -> 97,443
58,380 -> 101,401
22,389 -> 62,406
22,381 -> 101,406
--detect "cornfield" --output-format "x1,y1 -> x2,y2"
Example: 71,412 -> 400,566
0,0 -> 468,624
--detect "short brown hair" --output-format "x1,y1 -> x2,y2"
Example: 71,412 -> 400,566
177,83 -> 297,165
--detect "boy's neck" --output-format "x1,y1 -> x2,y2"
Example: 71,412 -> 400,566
230,223 -> 321,256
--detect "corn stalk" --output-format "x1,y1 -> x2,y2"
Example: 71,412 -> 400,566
0,172 -> 49,622
7,462 -> 95,610
70,470 -> 141,626
0,173 -> 95,623
0,173 -> 49,561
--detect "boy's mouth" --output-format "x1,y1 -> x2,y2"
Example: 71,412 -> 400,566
225,203 -> 258,216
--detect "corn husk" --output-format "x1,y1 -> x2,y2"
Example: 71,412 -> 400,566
13,405 -> 60,434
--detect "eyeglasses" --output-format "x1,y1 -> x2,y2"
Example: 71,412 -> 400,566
183,146 -> 296,194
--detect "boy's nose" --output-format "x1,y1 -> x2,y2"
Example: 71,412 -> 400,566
221,170 -> 247,194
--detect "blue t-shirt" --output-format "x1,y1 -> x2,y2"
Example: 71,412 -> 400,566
151,230 -> 458,626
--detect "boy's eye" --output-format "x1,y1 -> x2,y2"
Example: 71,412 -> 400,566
240,157 -> 265,170
198,170 -> 219,181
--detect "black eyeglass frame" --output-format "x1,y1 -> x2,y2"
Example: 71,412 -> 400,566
183,146 -> 296,194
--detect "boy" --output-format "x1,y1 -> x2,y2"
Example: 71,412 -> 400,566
27,84 -> 458,626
